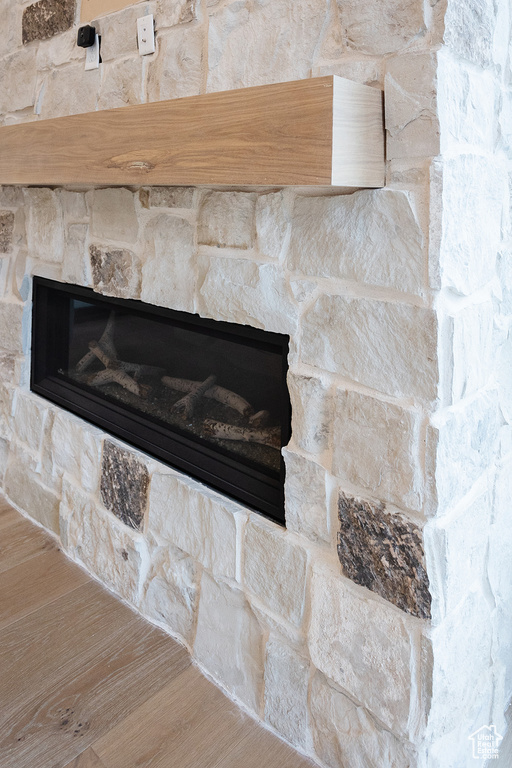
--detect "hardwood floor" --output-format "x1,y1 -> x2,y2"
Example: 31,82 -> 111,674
0,499 -> 315,768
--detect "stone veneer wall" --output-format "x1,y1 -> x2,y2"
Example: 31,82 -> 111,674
0,1 -> 510,766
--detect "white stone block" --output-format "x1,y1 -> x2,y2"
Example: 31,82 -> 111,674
335,0 -> 424,55
91,188 -> 138,244
5,441 -> 60,534
0,48 -> 37,114
263,637 -> 310,749
36,27 -> 84,70
198,257 -> 299,335
332,389 -> 423,511
283,449 -> 331,545
429,590 -> 494,741
438,51 -> 495,151
141,213 -> 196,312
440,155 -> 505,296
385,54 -> 439,160
426,493 -> 492,620
24,188 -> 64,263
243,516 -> 308,627
0,382 -> 14,439
98,57 -> 144,110
49,411 -> 101,493
450,301 -> 494,402
146,26 -> 203,102
198,191 -> 255,249
139,542 -> 199,645
288,191 -> 425,296
157,0 -> 198,27
433,389 -> 502,512
309,671 -> 416,768
64,478 -> 146,604
207,0 -> 327,91
301,294 -> 438,401
147,471 -> 239,579
309,561 -> 413,735
13,391 -> 48,453
444,0 -> 495,68
255,192 -> 289,261
194,570 -> 263,712
57,190 -> 88,223
39,64 -> 100,119
0,301 -> 24,355
288,372 -> 332,455
62,224 -> 90,286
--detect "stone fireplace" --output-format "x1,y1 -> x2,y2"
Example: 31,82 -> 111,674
1,0 -> 512,767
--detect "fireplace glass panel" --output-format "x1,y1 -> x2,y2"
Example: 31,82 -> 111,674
31,278 -> 290,523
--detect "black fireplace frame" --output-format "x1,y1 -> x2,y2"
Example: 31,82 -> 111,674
31,277 -> 291,524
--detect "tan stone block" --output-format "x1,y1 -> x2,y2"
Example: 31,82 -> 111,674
198,191 -> 255,249
23,188 -> 64,263
91,188 -> 138,244
0,48 -> 37,114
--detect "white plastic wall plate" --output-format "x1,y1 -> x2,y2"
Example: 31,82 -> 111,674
137,14 -> 155,56
84,34 -> 100,70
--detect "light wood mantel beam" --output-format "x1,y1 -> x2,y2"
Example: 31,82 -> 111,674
0,76 -> 385,188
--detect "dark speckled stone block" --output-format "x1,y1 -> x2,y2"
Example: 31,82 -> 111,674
22,0 -> 76,45
101,441 -> 149,530
337,493 -> 431,619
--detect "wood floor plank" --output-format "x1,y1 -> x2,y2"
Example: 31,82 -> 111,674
0,581 -> 139,724
94,665 -> 267,768
209,718 -> 316,768
0,516 -> 57,573
0,503 -> 21,531
62,748 -> 108,768
0,612 -> 190,768
0,548 -> 90,630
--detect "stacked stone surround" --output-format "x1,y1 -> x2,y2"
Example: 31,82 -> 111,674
0,1 -> 510,767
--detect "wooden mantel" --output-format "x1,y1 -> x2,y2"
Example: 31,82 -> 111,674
0,76 -> 385,188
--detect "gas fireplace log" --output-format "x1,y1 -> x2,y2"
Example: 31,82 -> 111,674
171,375 -> 217,420
248,410 -> 270,427
87,341 -> 148,397
203,419 -> 281,450
88,340 -> 112,369
75,312 -> 116,373
161,376 -> 253,416
88,367 -> 149,398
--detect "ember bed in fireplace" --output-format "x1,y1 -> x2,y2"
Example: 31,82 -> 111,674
31,278 -> 291,523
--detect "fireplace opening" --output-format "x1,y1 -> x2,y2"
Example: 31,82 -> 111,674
31,278 -> 291,523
